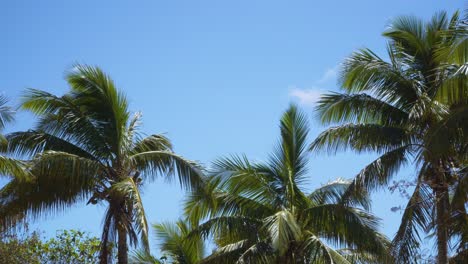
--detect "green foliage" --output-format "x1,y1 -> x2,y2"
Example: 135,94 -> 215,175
130,220 -> 204,264
0,229 -> 104,264
312,10 -> 468,263
185,105 -> 392,263
1,64 -> 204,262
0,230 -> 42,264
40,229 -> 102,264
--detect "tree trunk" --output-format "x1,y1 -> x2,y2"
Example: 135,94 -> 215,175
277,255 -> 288,264
117,225 -> 128,264
434,166 -> 449,264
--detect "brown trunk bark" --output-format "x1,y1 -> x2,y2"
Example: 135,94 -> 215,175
435,185 -> 449,264
434,164 -> 449,264
117,226 -> 128,264
99,245 -> 109,264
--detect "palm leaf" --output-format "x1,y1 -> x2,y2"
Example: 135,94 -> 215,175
391,181 -> 432,263
130,151 -> 204,190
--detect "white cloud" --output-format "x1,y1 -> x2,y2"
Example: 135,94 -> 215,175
288,65 -> 338,107
317,66 -> 338,84
289,87 -> 323,107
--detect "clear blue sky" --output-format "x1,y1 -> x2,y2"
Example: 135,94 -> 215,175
2,0 -> 464,253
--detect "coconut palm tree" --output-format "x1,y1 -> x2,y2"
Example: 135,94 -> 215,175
0,96 -> 31,233
0,95 -> 28,183
185,104 -> 391,263
130,220 -> 204,264
0,65 -> 204,263
311,11 -> 467,263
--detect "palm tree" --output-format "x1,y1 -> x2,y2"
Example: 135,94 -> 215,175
185,105 -> 391,263
0,96 -> 31,233
311,11 -> 467,263
0,65 -> 204,263
0,95 -> 28,185
130,220 -> 204,264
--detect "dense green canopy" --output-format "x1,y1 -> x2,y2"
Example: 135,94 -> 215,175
311,11 -> 468,263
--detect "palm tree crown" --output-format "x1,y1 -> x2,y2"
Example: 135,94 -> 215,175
1,65 -> 204,263
311,11 -> 467,263
185,105 -> 391,263
130,220 -> 205,264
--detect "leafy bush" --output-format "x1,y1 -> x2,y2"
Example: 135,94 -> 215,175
0,229 -> 104,264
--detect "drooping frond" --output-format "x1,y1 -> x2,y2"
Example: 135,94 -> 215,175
0,95 -> 14,131
0,156 -> 30,181
303,204 -> 390,262
212,155 -> 280,206
100,206 -> 118,264
131,134 -> 173,154
339,48 -> 419,109
128,250 -> 164,264
191,215 -> 262,243
235,241 -> 275,264
391,181 -> 432,263
310,123 -> 411,155
130,151 -> 204,190
3,151 -> 98,229
316,92 -> 408,126
109,178 -> 150,250
0,151 -> 97,232
308,178 -> 370,209
339,145 -> 411,204
302,234 -> 352,264
6,131 -> 98,160
129,250 -> 162,264
20,89 -> 110,159
153,220 -> 204,264
337,248 -> 384,264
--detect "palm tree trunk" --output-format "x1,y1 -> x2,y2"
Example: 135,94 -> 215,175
117,225 -> 128,264
434,165 -> 449,264
277,255 -> 288,264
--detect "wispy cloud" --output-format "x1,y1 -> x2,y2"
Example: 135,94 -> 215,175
289,65 -> 338,107
289,86 -> 323,107
317,66 -> 338,84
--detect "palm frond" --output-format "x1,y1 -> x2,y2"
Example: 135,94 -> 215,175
316,92 -> 408,126
339,48 -> 419,109
236,241 -> 274,264
66,64 -> 130,157
200,239 -> 250,264
310,123 -> 410,155
263,209 -> 301,255
100,206 -> 117,264
129,250 -> 162,264
131,134 -> 173,154
302,234 -> 352,264
0,156 -> 30,181
0,95 -> 14,131
20,89 -> 109,158
339,145 -> 411,204
130,151 -> 204,190
110,178 -> 149,251
191,215 -> 262,243
6,131 -> 97,160
303,204 -> 390,261
268,104 -> 310,188
391,181 -> 432,264
153,220 -> 204,264
308,178 -> 370,209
